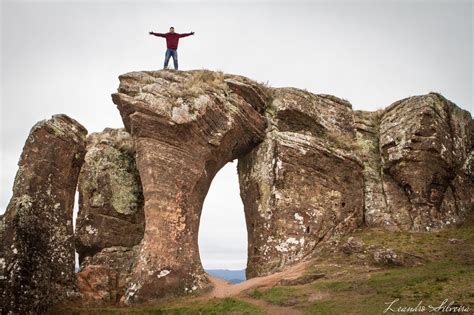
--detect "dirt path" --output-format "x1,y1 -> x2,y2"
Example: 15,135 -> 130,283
206,260 -> 311,298
205,260 -> 311,314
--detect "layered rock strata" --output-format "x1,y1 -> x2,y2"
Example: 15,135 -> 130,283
1,70 -> 471,309
112,70 -> 270,303
355,93 -> 473,231
238,88 -> 365,278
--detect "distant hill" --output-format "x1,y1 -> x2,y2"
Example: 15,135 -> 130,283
206,269 -> 246,284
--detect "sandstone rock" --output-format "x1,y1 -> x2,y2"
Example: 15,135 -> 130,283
109,69 -> 472,303
0,69 -> 470,310
112,70 -> 270,303
358,93 -> 473,231
75,128 -> 144,257
1,114 -> 87,314
76,246 -> 138,304
354,110 -> 411,229
238,88 -> 365,278
75,128 -> 144,304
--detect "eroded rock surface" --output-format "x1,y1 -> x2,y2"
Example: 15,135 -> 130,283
238,88 -> 365,278
110,70 -> 472,303
1,70 -> 471,309
112,70 -> 270,303
1,114 -> 87,314
75,128 -> 144,304
76,246 -> 139,304
356,93 -> 473,231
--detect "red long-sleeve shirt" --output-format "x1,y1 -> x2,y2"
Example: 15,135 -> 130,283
150,32 -> 193,49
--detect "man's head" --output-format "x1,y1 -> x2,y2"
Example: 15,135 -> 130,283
169,27 -> 175,34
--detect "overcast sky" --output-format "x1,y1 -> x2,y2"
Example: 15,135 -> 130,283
1,0 -> 472,270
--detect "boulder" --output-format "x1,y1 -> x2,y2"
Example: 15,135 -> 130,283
1,70 -> 472,309
341,236 -> 365,255
372,248 -> 402,266
1,114 -> 87,314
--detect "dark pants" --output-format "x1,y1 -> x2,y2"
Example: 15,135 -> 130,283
164,48 -> 178,70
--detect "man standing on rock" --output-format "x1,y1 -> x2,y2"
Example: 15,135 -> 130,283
149,27 -> 195,70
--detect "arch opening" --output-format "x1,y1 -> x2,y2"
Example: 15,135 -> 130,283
198,162 -> 247,284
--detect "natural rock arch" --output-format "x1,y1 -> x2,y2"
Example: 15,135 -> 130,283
1,70 -> 472,312
112,71 -> 269,302
111,70 -> 366,303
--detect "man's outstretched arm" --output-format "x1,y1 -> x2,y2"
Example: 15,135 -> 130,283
149,31 -> 166,37
179,32 -> 195,38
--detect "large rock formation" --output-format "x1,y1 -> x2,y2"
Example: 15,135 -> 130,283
1,70 -> 472,309
238,88 -> 364,278
75,128 -> 145,304
1,115 -> 87,314
110,70 -> 473,303
112,70 -> 474,303
112,70 -> 270,303
355,93 -> 473,231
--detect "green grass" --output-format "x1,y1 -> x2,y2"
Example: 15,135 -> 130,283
365,260 -> 474,301
71,298 -> 265,315
248,286 -> 308,306
249,215 -> 474,314
305,259 -> 474,314
304,300 -> 341,315
302,216 -> 474,314
312,281 -> 354,293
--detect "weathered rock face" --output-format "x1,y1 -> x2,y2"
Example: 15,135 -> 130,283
238,88 -> 365,278
1,70 -> 472,309
354,110 -> 400,228
356,93 -> 473,231
112,70 -> 270,303
76,246 -> 139,304
75,128 -> 144,304
110,70 -> 472,303
1,114 -> 87,314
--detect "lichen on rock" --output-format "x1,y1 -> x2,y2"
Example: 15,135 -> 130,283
75,128 -> 145,304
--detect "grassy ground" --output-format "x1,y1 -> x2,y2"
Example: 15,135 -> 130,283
70,215 -> 473,314
247,214 -> 474,314
71,297 -> 265,315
